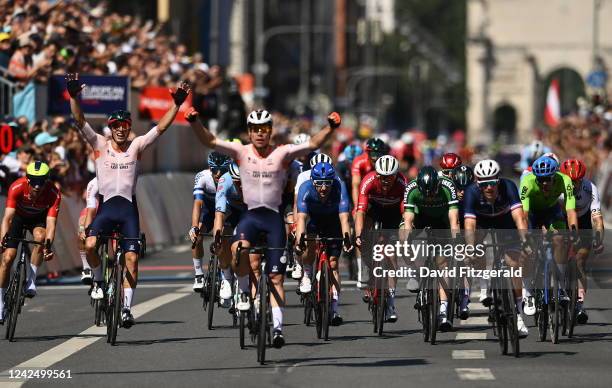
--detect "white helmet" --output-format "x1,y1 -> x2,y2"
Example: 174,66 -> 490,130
375,155 -> 399,176
474,159 -> 501,179
543,152 -> 559,165
247,109 -> 272,126
228,163 -> 240,180
310,153 -> 332,168
293,133 -> 311,145
527,140 -> 545,162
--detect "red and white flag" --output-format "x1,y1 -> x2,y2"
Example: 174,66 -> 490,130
544,78 -> 561,127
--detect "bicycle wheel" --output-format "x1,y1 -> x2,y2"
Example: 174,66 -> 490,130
536,290 -> 548,342
503,277 -> 520,357
420,286 -> 430,342
492,284 -> 508,354
377,277 -> 386,337
6,258 -> 26,342
257,274 -> 268,364
110,255 -> 123,345
447,273 -> 457,324
207,256 -> 219,330
548,262 -> 560,344
4,269 -> 17,340
430,280 -> 439,345
303,292 -> 313,325
370,290 -> 378,334
321,261 -> 330,341
106,262 -> 116,343
239,311 -> 246,349
567,260 -> 578,338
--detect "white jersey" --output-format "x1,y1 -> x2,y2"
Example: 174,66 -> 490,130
574,178 -> 601,217
294,170 -> 311,194
193,169 -> 217,203
85,177 -> 99,209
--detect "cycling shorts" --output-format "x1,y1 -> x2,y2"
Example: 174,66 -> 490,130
233,208 -> 287,275
225,207 -> 245,229
199,200 -> 216,232
307,216 -> 342,258
576,212 -> 593,250
367,204 -> 402,229
87,196 -> 140,253
4,213 -> 47,249
528,203 -> 566,230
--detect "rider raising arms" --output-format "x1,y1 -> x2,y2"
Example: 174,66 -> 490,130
187,107 -> 340,348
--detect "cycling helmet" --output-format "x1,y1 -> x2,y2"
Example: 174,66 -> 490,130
532,155 -> 558,177
311,162 -> 336,181
543,152 -> 560,165
293,133 -> 311,145
440,152 -> 462,170
452,165 -> 474,189
247,109 -> 272,126
417,166 -> 440,196
560,159 -> 586,181
527,140 -> 545,163
375,155 -> 399,176
108,110 -> 132,126
474,159 -> 501,180
343,144 -> 363,162
227,137 -> 242,144
309,153 -> 332,168
26,161 -> 50,178
365,138 -> 390,154
207,152 -> 232,169
228,163 -> 240,180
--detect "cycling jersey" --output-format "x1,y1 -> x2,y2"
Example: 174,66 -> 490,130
357,172 -> 407,212
79,122 -> 159,203
6,177 -> 61,218
296,179 -> 350,216
571,178 -> 601,218
335,160 -> 352,188
464,179 -> 522,220
519,172 -> 575,212
215,173 -> 246,214
85,177 -> 99,209
351,153 -> 373,179
294,170 -> 343,194
403,177 -> 459,219
193,169 -> 217,204
214,141 -> 312,212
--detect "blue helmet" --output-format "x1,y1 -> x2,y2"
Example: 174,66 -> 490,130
343,144 -> 363,162
532,155 -> 558,177
208,152 -> 232,169
311,162 -> 336,181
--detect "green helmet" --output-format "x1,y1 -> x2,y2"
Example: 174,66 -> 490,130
416,166 -> 440,197
108,110 -> 132,126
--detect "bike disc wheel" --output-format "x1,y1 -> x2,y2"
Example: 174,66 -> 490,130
322,262 -> 330,341
548,263 -> 560,344
377,278 -> 386,337
429,281 -> 439,345
7,260 -> 26,342
110,259 -> 123,345
207,256 -> 219,330
567,261 -> 578,338
257,275 -> 268,364
504,278 -> 520,357
421,288 -> 430,342
493,285 -> 508,354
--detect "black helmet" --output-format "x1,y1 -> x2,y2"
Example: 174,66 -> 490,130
365,138 -> 390,155
207,152 -> 232,169
108,110 -> 132,126
417,166 -> 440,197
452,165 -> 474,189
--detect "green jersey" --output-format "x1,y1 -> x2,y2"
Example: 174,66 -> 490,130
404,177 -> 459,220
519,172 -> 576,212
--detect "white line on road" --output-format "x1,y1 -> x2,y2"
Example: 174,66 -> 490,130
455,332 -> 487,340
452,350 -> 485,360
455,368 -> 495,380
460,316 -> 489,326
169,245 -> 192,253
0,286 -> 192,386
38,283 -> 192,291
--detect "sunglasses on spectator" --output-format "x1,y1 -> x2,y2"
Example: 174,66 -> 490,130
248,125 -> 272,134
477,179 -> 499,188
313,179 -> 334,187
536,176 -> 554,185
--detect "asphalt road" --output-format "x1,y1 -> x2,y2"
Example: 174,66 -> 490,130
1,244 -> 612,388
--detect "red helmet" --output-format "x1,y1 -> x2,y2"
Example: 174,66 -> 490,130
560,159 -> 586,181
440,153 -> 462,170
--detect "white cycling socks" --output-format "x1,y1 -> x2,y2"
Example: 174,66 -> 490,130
124,288 -> 134,310
28,263 -> 38,288
272,306 -> 283,331
440,300 -> 448,314
92,265 -> 103,282
221,267 -> 232,281
238,275 -> 250,294
193,258 -> 203,276
331,288 -> 339,313
80,251 -> 90,270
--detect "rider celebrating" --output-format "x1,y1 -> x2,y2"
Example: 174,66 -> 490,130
67,73 -> 191,328
0,162 -> 59,324
294,162 -> 353,325
187,107 -> 340,348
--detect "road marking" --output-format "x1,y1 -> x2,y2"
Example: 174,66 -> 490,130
455,332 -> 487,340
455,368 -> 495,380
460,316 -> 489,326
469,303 -> 487,312
169,245 -> 192,253
38,283 -> 193,291
139,265 -> 194,271
0,286 -> 192,386
452,350 -> 485,360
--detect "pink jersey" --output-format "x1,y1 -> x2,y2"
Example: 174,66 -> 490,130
214,140 -> 312,212
85,177 -> 99,209
79,122 -> 159,202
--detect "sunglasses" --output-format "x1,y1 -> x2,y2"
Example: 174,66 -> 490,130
110,121 -> 131,130
379,175 -> 395,183
477,179 -> 499,188
248,125 -> 272,134
313,179 -> 334,187
211,167 -> 229,175
536,176 -> 554,185
28,177 -> 48,188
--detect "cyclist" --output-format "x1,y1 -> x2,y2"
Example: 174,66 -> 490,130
519,140 -> 550,171
209,163 -> 247,307
67,72 -> 191,328
294,162 -> 353,325
336,144 -> 363,203
79,177 -> 99,285
187,107 -> 340,347
402,166 -> 460,331
0,162 -> 59,324
439,152 -> 462,178
464,159 -> 530,336
189,152 -> 232,292
355,155 -> 406,322
520,155 -> 578,308
560,159 -> 604,323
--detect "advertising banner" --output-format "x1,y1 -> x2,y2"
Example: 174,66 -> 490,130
48,75 -> 130,116
138,86 -> 192,125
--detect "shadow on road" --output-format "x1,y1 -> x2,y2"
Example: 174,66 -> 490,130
114,336 -> 231,346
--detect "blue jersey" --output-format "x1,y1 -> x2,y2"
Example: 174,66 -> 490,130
463,178 -> 522,225
296,179 -> 350,217
215,173 -> 246,213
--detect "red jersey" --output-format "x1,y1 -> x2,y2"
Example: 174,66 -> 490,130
357,171 -> 407,212
351,153 -> 373,179
6,177 -> 61,218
